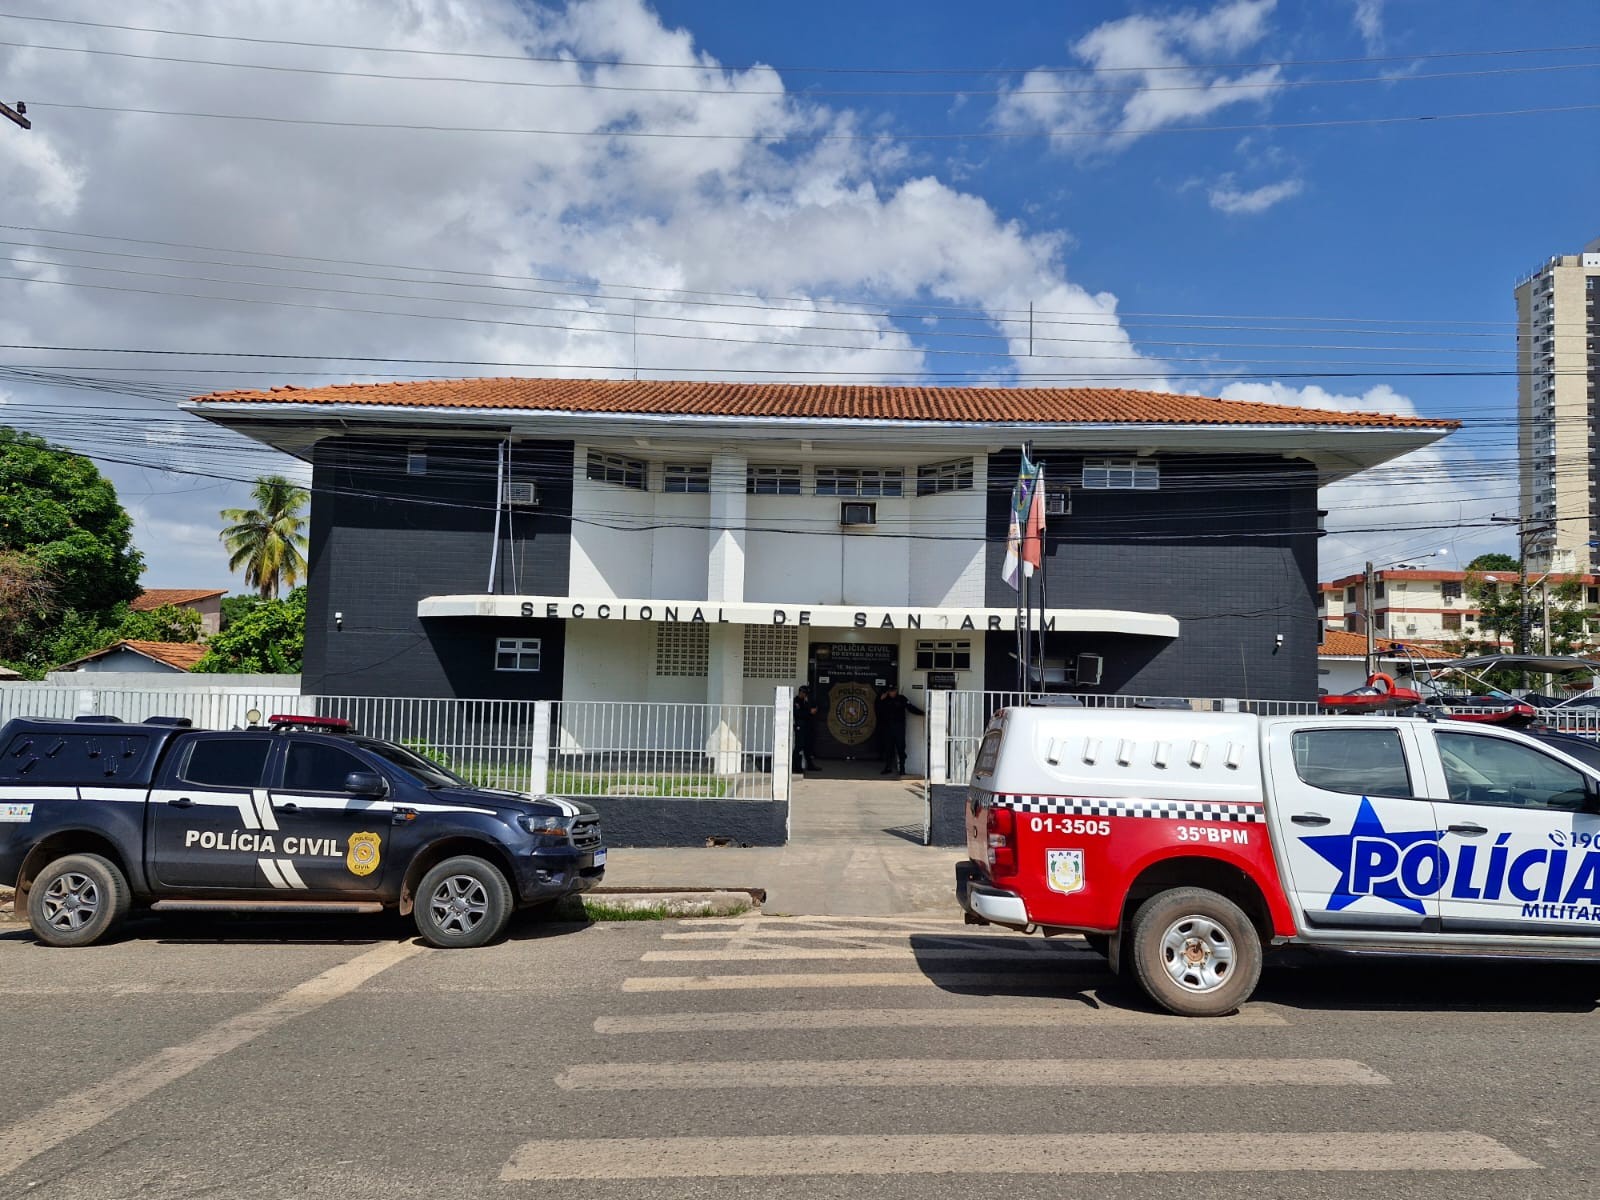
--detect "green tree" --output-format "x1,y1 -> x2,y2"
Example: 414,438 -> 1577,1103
0,428 -> 143,674
194,588 -> 306,674
1466,552 -> 1519,572
1442,573 -> 1596,688
117,604 -> 204,644
220,476 -> 310,599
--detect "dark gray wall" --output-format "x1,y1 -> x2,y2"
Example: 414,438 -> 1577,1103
985,450 -> 1320,701
584,797 -> 789,847
929,783 -> 968,847
304,434 -> 573,699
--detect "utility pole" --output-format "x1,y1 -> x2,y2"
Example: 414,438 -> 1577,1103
1363,560 -> 1376,679
0,101 -> 28,131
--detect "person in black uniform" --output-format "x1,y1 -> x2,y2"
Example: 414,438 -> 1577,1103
793,685 -> 820,773
876,684 -> 924,775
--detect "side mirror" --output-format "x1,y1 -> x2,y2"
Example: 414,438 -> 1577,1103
344,770 -> 388,797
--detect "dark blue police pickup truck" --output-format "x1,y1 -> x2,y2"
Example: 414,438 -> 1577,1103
0,713 -> 604,948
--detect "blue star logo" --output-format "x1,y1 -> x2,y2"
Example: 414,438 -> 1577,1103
1298,796 -> 1444,914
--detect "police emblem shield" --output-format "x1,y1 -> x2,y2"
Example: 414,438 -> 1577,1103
1046,848 -> 1085,895
346,831 -> 382,877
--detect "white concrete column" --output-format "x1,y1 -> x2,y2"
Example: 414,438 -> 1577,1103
927,691 -> 950,785
529,701 -> 552,794
706,623 -> 745,775
707,449 -> 747,605
772,685 -> 792,806
706,450 -> 748,774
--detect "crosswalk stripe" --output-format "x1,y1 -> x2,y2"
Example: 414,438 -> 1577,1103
622,971 -> 1082,992
556,1058 -> 1387,1090
689,915 -> 970,927
642,947 -> 1090,963
660,929 -> 1051,941
500,1132 -> 1536,1180
594,1007 -> 1289,1033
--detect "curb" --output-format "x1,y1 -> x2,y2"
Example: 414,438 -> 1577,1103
561,889 -> 759,919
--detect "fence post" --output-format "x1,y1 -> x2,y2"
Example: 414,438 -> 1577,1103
773,686 -> 792,809
927,690 -> 950,785
530,701 -> 552,794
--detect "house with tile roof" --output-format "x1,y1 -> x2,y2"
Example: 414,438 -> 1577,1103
130,587 -> 229,636
57,639 -> 209,674
186,377 -> 1453,757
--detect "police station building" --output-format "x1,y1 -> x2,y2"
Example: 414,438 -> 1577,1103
188,378 -> 1450,737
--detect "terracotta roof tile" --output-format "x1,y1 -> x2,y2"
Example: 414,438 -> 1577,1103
130,588 -> 227,611
190,378 -> 1455,430
119,640 -> 208,670
61,640 -> 208,671
1318,630 -> 1454,659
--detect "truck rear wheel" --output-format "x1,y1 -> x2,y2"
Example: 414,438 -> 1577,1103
27,853 -> 131,948
1129,887 -> 1261,1017
413,856 -> 513,949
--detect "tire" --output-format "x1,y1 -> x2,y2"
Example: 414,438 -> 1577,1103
413,856 -> 513,949
1129,887 -> 1262,1017
27,853 -> 131,948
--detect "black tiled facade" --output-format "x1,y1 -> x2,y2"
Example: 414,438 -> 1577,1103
982,449 -> 1319,700
304,435 -> 572,699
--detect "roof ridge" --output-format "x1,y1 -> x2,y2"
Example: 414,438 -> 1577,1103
188,376 -> 1456,430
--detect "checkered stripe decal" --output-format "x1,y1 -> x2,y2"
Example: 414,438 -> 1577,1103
994,794 -> 1265,824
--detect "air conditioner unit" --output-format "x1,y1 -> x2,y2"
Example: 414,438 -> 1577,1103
1044,489 -> 1071,517
503,481 -> 539,507
840,501 -> 877,527
1405,624 -> 1418,634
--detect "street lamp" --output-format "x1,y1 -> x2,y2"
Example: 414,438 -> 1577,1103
1363,548 -> 1449,678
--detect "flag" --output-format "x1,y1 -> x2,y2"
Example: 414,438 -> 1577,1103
1021,463 -> 1046,577
1000,451 -> 1039,591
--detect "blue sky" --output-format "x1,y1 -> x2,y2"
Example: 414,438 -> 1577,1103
0,0 -> 1596,586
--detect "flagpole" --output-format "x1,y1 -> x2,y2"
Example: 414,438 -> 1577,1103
1036,458 -> 1048,693
1020,442 -> 1032,695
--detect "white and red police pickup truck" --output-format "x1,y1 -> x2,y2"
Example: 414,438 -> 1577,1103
955,705 -> 1600,1016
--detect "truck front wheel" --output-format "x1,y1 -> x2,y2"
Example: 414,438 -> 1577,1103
413,856 -> 513,949
27,853 -> 131,948
1129,887 -> 1262,1017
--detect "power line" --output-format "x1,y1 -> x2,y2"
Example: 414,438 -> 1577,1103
8,36 -> 1598,98
30,98 -> 1600,140
1,223 -> 1574,331
3,12 -> 1594,77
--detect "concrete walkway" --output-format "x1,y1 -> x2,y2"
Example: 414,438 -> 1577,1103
601,772 -> 967,917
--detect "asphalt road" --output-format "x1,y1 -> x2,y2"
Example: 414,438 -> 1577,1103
0,908 -> 1596,1200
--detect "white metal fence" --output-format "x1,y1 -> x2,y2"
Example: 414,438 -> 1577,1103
937,690 -> 1318,785
0,683 -> 302,729
0,685 -> 783,802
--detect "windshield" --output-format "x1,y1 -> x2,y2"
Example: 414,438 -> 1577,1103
355,738 -> 466,788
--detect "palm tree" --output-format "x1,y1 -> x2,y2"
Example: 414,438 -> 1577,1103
220,476 -> 310,599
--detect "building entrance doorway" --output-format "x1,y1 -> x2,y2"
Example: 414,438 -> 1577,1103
808,641 -> 897,761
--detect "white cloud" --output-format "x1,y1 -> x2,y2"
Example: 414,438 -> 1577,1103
994,0 -> 1283,153
0,0 -> 1171,584
1207,175 -> 1303,214
1216,381 -> 1504,578
1352,0 -> 1385,50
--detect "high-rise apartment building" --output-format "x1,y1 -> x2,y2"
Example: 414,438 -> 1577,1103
1517,236 -> 1600,572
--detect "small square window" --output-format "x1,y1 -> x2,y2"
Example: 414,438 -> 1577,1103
406,448 -> 427,476
494,637 -> 541,672
747,465 -> 801,495
815,467 -> 903,497
1081,457 -> 1158,490
916,459 -> 974,496
586,451 -> 646,490
663,464 -> 710,494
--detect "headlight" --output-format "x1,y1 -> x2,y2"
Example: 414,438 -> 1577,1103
518,813 -> 572,837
